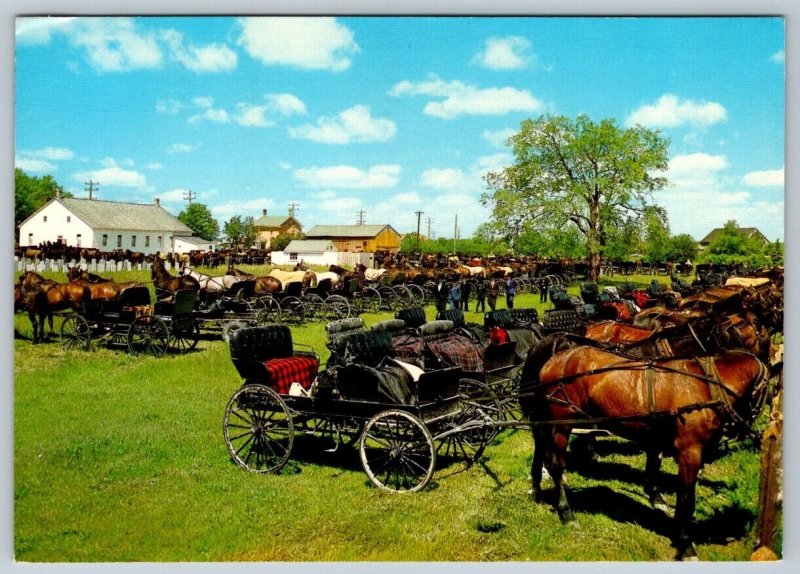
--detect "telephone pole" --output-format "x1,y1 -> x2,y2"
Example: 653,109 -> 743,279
453,214 -> 458,254
84,179 -> 99,200
183,189 -> 196,204
356,210 -> 366,225
415,210 -> 423,254
288,202 -> 299,218
426,217 -> 432,240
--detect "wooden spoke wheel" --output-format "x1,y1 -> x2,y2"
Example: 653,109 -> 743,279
459,378 -> 505,426
377,286 -> 398,311
391,285 -> 414,309
406,283 -> 427,305
223,383 -> 294,474
302,293 -> 326,321
358,287 -> 382,313
323,294 -> 351,320
60,315 -> 91,351
127,316 -> 169,357
279,296 -> 306,324
435,379 -> 499,464
168,318 -> 199,353
359,410 -> 435,493
257,296 -> 281,323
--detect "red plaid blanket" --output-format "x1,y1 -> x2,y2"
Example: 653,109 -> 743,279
391,335 -> 425,368
263,356 -> 319,395
426,335 -> 483,373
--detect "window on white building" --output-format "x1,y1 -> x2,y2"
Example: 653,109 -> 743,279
117,235 -> 122,248
57,235 -> 63,244
76,234 -> 81,247
67,216 -> 71,223
28,233 -> 33,245
145,236 -> 150,247
131,236 -> 137,247
289,253 -> 298,261
157,236 -> 163,247
102,234 -> 108,247
43,216 -> 47,222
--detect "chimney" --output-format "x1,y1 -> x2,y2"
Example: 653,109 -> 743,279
263,209 -> 267,216
155,198 -> 160,207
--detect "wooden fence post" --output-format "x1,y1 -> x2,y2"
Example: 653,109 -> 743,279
751,380 -> 783,561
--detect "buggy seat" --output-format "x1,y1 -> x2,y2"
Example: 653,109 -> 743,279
395,306 -> 427,328
371,319 -> 424,367
229,325 -> 319,395
542,309 -> 586,335
420,320 -> 483,373
436,307 -> 488,346
325,317 -> 366,365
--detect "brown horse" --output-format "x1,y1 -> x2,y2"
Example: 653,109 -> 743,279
520,343 -> 769,560
17,276 -> 89,343
151,257 -> 200,296
226,265 -> 281,295
66,265 -> 111,283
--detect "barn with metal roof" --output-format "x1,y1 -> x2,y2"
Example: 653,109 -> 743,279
305,224 -> 401,253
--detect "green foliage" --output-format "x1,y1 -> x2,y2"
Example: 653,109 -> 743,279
399,232 -> 510,256
483,114 -> 670,279
222,215 -> 256,249
642,207 -> 671,264
703,220 -> 768,266
764,239 -> 784,265
668,233 -> 699,263
515,227 -> 587,259
177,203 -> 219,241
14,168 -> 71,241
270,231 -> 306,251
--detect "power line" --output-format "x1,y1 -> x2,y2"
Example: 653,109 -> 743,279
288,203 -> 299,218
415,210 -> 423,253
183,189 -> 196,204
356,210 -> 366,225
426,216 -> 432,239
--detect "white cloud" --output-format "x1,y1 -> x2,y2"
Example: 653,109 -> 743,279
289,105 -> 396,144
16,17 -> 76,45
234,93 -> 307,127
390,74 -> 543,119
193,96 -> 215,109
238,17 -> 359,72
278,162 -> 292,171
294,164 -> 401,189
15,157 -> 57,173
210,197 -> 277,221
394,192 -> 422,205
66,17 -> 162,72
742,168 -> 784,186
161,29 -> 237,73
320,197 -> 362,212
145,162 -> 163,170
420,168 -> 470,190
626,94 -> 727,128
74,159 -> 146,187
482,128 -> 516,148
21,147 -> 75,161
770,50 -> 785,63
167,143 -> 200,154
156,98 -> 184,114
473,153 -> 513,174
667,153 -> 728,177
473,36 -> 533,70
188,108 -> 230,125
159,188 -> 191,202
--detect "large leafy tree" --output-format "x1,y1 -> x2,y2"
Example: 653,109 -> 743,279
704,220 -> 767,266
483,114 -> 669,280
15,168 -> 71,242
223,215 -> 257,250
270,231 -> 305,252
178,203 -> 219,242
643,206 -> 671,264
667,233 -> 699,263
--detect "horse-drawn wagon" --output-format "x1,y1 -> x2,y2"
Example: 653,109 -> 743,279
223,324 -> 498,492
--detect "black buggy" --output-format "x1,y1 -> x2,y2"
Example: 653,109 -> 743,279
222,324 -> 497,492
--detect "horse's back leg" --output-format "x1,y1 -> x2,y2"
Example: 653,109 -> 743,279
551,425 -> 575,523
530,425 -> 547,501
673,444 -> 703,560
644,447 -> 670,513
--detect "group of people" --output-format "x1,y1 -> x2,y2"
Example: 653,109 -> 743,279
434,275 -> 517,314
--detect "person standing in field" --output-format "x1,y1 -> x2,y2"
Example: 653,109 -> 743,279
475,279 -> 487,313
486,277 -> 500,311
505,274 -> 517,309
449,280 -> 462,310
435,279 -> 450,313
461,279 -> 473,312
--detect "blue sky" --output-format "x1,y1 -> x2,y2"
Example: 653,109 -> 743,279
14,16 -> 785,242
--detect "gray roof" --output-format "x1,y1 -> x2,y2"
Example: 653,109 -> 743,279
283,239 -> 338,253
253,214 -> 300,228
700,226 -> 769,244
306,224 -> 396,238
58,198 -> 192,233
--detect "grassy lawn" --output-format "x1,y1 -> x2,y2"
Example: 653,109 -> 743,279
13,270 -> 770,562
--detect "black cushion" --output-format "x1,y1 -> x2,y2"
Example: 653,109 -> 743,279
396,306 -> 427,328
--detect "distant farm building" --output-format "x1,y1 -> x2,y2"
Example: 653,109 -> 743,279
173,235 -> 218,254
270,239 -> 339,267
305,224 -> 402,253
699,226 -> 770,249
18,196 -> 193,255
253,210 -> 302,249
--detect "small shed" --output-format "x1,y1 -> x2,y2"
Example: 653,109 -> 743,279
270,239 -> 339,267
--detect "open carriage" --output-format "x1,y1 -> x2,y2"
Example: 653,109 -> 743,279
223,324 -> 497,492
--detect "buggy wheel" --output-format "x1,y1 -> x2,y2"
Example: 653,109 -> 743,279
378,286 -> 398,311
222,320 -> 246,343
459,378 -> 504,426
169,319 -> 199,353
434,381 -> 498,465
324,294 -> 351,320
257,296 -> 281,323
360,410 -> 435,493
392,285 -> 414,309
60,315 -> 91,351
127,316 -> 169,357
406,283 -> 427,305
224,383 -> 294,474
280,296 -> 305,324
359,287 -> 382,313
302,293 -> 325,321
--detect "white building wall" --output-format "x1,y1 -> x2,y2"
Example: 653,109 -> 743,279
173,237 -> 216,254
271,250 -> 339,267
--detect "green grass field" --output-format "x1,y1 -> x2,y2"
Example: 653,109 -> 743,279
13,270 -> 772,562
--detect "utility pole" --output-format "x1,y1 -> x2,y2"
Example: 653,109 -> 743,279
426,217 -> 432,240
356,210 -> 366,225
288,202 -> 299,218
453,214 -> 458,254
415,210 -> 423,254
84,180 -> 99,200
183,189 -> 196,204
